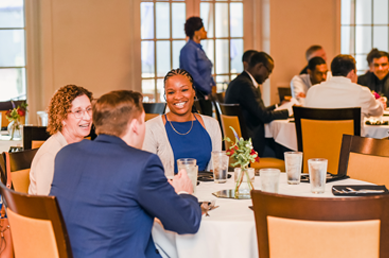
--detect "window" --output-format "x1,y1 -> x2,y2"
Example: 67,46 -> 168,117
140,0 -> 243,102
0,0 -> 26,101
341,0 -> 389,74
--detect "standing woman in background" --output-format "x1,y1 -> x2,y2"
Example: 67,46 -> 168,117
180,16 -> 215,116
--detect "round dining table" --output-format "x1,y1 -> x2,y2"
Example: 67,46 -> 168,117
264,115 -> 389,151
152,173 -> 371,258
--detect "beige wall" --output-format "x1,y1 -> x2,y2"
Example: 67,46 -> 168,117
26,0 -> 340,123
267,0 -> 340,104
27,0 -> 141,123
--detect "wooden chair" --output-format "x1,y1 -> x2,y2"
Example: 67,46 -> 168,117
23,125 -> 51,150
252,190 -> 389,258
0,181 -> 73,258
0,100 -> 26,130
219,103 -> 285,171
293,106 -> 361,174
277,87 -> 291,103
214,92 -> 225,103
3,149 -> 38,193
143,102 -> 166,121
338,134 -> 389,186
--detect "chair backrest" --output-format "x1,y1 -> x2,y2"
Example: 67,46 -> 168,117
23,126 -> 51,150
214,92 -> 225,103
277,87 -> 291,103
338,135 -> 389,186
293,106 -> 361,174
0,100 -> 26,129
142,102 -> 166,121
3,149 -> 39,193
252,190 -> 389,258
0,182 -> 73,258
219,104 -> 248,150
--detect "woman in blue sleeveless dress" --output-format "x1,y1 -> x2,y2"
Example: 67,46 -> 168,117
143,69 -> 222,175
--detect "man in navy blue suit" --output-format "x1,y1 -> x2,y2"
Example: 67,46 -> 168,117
50,90 -> 202,258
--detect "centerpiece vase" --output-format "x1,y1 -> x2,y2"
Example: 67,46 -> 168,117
234,165 -> 254,199
8,119 -> 21,140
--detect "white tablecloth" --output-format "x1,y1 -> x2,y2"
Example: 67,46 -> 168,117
152,173 -> 369,258
0,134 -> 22,153
265,116 -> 389,151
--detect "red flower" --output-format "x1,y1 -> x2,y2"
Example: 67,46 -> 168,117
255,156 -> 260,162
17,108 -> 25,116
373,92 -> 381,99
226,145 -> 238,157
5,110 -> 11,117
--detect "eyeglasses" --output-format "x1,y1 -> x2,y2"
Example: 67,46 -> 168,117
70,107 -> 92,119
263,64 -> 272,75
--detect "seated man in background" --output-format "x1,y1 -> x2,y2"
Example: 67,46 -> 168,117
358,49 -> 389,106
305,55 -> 384,124
290,56 -> 328,104
300,45 -> 327,75
242,49 -> 258,71
225,51 -> 290,158
50,90 -> 202,258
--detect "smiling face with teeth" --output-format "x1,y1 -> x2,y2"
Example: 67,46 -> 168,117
61,94 -> 92,143
165,74 -> 196,121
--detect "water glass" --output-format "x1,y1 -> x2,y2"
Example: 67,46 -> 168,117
284,151 -> 303,185
211,151 -> 229,184
260,168 -> 280,193
308,158 -> 328,194
177,158 -> 198,192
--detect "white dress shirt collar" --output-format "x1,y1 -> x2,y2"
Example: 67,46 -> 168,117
245,70 -> 259,88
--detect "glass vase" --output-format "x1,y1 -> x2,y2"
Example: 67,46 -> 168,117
7,119 -> 21,140
234,166 -> 254,199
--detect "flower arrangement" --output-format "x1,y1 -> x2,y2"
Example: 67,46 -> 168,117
225,130 -> 259,168
6,103 -> 27,140
224,126 -> 259,198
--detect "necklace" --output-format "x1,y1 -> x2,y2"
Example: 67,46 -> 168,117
167,114 -> 194,136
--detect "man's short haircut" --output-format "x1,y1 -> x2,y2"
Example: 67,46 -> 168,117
308,57 -> 326,71
242,50 -> 258,63
184,17 -> 204,39
93,90 -> 143,137
370,50 -> 389,63
331,54 -> 356,77
366,48 -> 380,65
248,51 -> 273,68
305,45 -> 323,61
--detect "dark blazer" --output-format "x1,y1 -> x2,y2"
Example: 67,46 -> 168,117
299,65 -> 308,75
358,71 -> 389,106
225,71 -> 289,156
50,134 -> 202,258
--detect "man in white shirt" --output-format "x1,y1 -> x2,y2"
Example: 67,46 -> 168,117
305,55 -> 385,122
290,56 -> 328,104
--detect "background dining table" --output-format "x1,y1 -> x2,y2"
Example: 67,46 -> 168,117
0,132 -> 22,153
152,173 -> 372,258
264,114 -> 389,151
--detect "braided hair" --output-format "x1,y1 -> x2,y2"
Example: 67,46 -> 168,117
163,68 -> 194,88
163,69 -> 198,113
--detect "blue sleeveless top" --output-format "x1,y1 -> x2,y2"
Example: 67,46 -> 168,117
165,114 -> 212,173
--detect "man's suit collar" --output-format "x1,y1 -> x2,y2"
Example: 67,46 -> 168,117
94,134 -> 129,147
240,71 -> 257,88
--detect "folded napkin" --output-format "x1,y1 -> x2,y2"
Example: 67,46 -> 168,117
300,172 -> 349,183
332,185 -> 389,196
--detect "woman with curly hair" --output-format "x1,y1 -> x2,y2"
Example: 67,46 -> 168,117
28,85 -> 93,195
